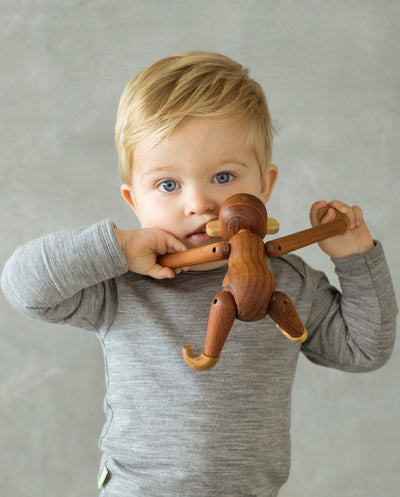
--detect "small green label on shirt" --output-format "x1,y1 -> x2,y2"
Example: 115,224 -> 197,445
97,464 -> 109,489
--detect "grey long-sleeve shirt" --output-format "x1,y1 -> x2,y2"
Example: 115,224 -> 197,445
1,219 -> 397,497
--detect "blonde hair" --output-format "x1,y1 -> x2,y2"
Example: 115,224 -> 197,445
116,51 -> 274,184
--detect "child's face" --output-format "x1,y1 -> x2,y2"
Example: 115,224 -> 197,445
122,117 -> 277,249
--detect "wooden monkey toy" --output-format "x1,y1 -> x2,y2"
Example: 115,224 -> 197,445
158,194 -> 350,371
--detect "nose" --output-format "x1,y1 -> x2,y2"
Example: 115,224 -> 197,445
183,188 -> 217,216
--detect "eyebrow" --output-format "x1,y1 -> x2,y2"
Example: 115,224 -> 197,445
140,165 -> 177,179
140,159 -> 249,179
216,158 -> 249,168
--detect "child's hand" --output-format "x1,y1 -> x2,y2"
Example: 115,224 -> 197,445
114,228 -> 188,279
310,200 -> 375,258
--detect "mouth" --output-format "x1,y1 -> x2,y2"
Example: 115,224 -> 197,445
186,223 -> 216,245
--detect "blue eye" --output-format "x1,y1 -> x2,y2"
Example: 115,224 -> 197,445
158,180 -> 179,192
214,172 -> 233,184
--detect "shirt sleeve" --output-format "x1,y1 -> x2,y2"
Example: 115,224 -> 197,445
301,241 -> 398,372
1,219 -> 128,332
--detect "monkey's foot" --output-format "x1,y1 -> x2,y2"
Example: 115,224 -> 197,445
268,291 -> 308,343
182,346 -> 219,371
275,324 -> 307,343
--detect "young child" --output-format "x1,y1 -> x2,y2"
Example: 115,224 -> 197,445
1,51 -> 397,497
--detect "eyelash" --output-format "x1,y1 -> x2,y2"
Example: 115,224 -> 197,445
157,180 -> 180,193
156,172 -> 235,193
213,172 -> 234,184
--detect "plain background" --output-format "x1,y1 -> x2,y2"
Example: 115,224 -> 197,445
1,1 -> 399,496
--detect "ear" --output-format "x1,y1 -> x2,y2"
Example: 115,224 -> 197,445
121,184 -> 139,216
259,163 -> 278,203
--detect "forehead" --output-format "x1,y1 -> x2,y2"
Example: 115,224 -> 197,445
134,117 -> 251,162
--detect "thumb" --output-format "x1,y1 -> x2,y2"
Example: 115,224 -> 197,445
310,200 -> 328,227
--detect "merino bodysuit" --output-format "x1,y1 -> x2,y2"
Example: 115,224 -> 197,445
1,219 -> 397,497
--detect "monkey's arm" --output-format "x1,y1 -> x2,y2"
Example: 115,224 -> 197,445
265,208 -> 349,259
157,242 -> 230,268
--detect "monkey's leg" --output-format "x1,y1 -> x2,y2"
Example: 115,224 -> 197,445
268,291 -> 308,343
182,291 -> 237,371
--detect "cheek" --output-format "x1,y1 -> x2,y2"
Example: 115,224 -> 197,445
136,196 -> 179,231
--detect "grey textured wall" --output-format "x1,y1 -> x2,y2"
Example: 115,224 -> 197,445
1,1 -> 399,496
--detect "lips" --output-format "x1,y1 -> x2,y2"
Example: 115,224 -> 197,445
192,225 -> 207,235
186,222 -> 215,245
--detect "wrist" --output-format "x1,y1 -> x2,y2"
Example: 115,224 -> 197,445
334,240 -> 376,259
113,228 -> 128,257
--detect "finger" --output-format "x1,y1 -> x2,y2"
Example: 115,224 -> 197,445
149,264 -> 177,280
176,265 -> 190,274
311,201 -> 342,226
328,202 -> 361,230
153,233 -> 187,264
162,233 -> 187,255
350,205 -> 364,229
310,200 -> 327,226
319,207 -> 337,225
326,200 -> 350,214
